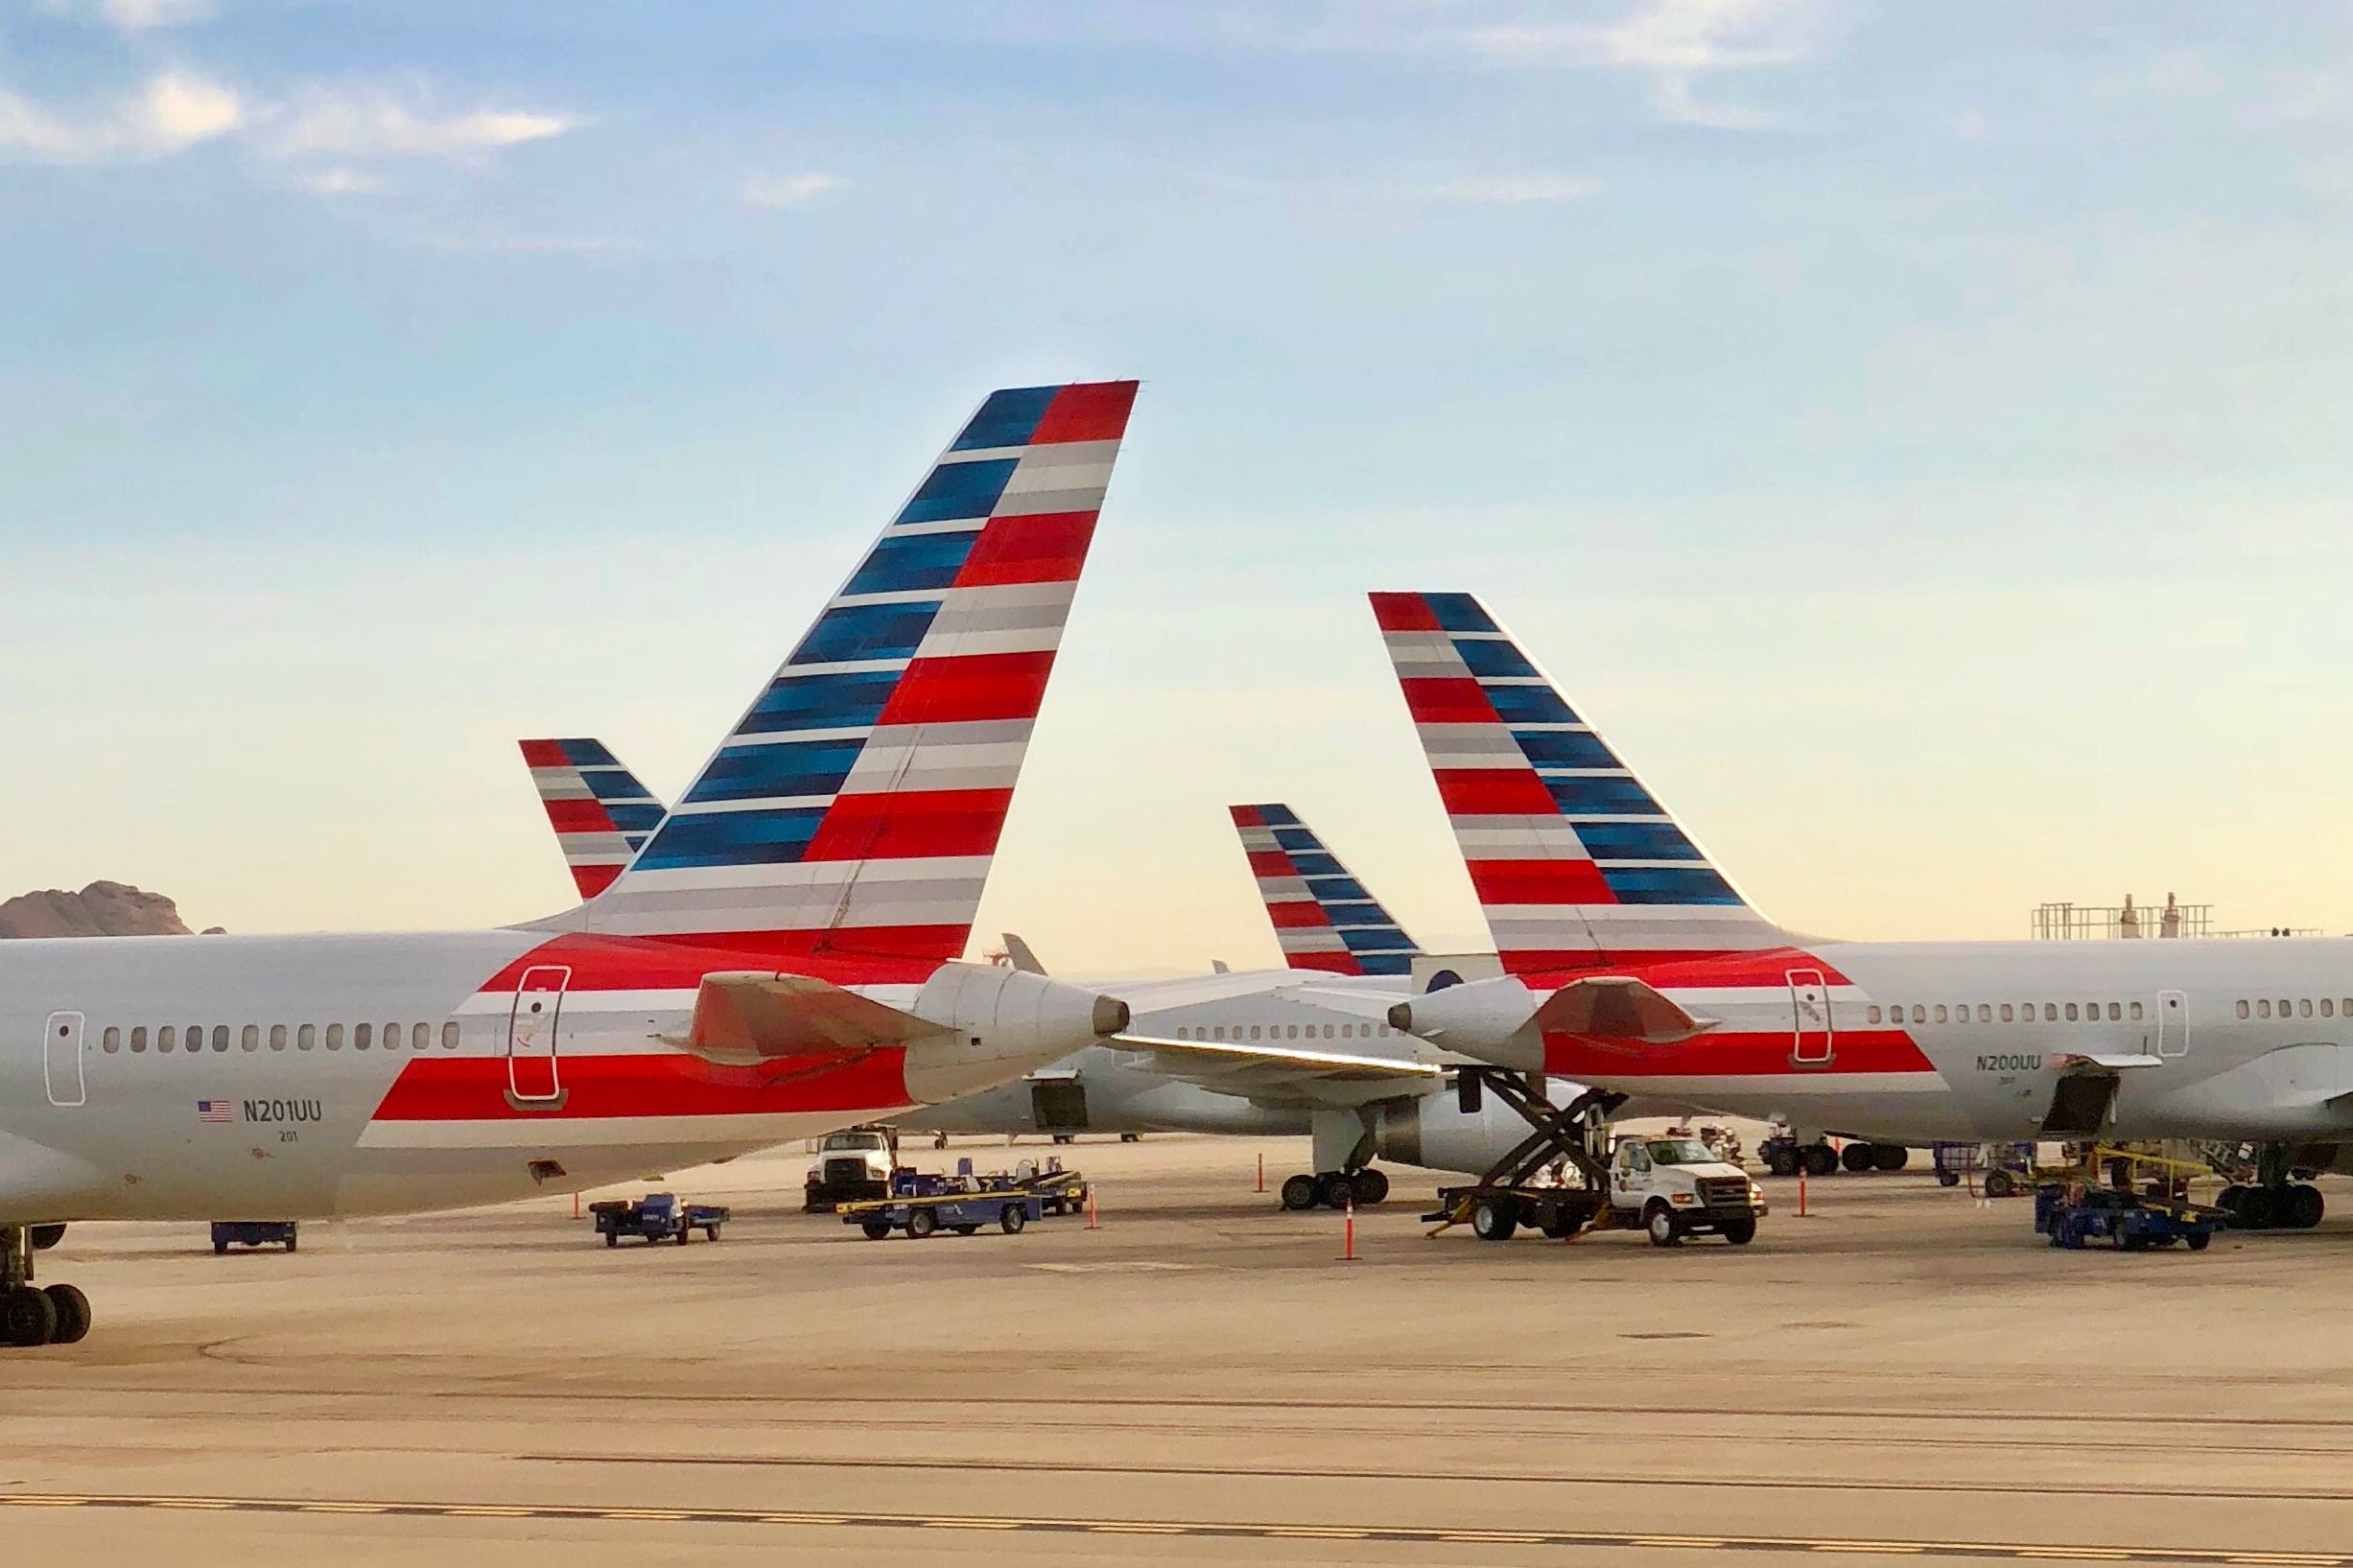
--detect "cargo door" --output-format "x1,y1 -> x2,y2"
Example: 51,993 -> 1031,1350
1787,970 -> 1832,1065
1029,1077 -> 1088,1133
506,967 -> 569,1105
43,1011 -> 84,1108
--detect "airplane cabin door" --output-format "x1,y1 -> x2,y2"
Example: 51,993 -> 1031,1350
1787,970 -> 1832,1065
43,1011 -> 84,1108
506,968 -> 569,1105
2156,990 -> 2187,1058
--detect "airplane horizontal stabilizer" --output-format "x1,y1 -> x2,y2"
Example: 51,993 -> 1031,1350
670,971 -> 953,1063
1532,975 -> 1718,1047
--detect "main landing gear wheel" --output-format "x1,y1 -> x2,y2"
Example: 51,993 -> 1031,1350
1470,1198 -> 1518,1242
1870,1144 -> 1910,1173
2234,1186 -> 2277,1230
1764,1145 -> 1800,1178
1279,1174 -> 1319,1211
1839,1142 -> 1874,1174
1315,1173 -> 1355,1210
1800,1143 -> 1840,1179
3,1284 -> 57,1348
1646,1205 -> 1682,1248
1351,1168 -> 1390,1206
42,1284 -> 89,1346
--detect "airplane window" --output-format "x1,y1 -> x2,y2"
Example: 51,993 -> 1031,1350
1323,1024 -> 1334,1040
412,1023 -> 428,1050
380,1022 -> 398,1051
326,1023 -> 344,1050
355,1023 -> 372,1050
2278,998 -> 2293,1017
102,1026 -> 120,1053
1999,1004 -> 2014,1022
158,1026 -> 176,1053
2105,1002 -> 2118,1021
2325,1000 -> 2338,1019
130,1026 -> 148,1053
2130,1001 -> 2144,1020
1867,1006 -> 1882,1024
270,1024 -> 287,1051
1287,1025 -> 1299,1040
1933,1005 -> 1947,1023
2064,1003 -> 2078,1021
1378,1024 -> 1390,1037
2342,998 -> 2353,1016
1911,1005 -> 1926,1024
212,1025 -> 229,1052
441,1021 -> 459,1049
2237,1000 -> 2250,1019
299,1024 -> 317,1051
2258,1000 -> 2272,1018
1341,1023 -> 1354,1037
1979,1004 -> 1993,1023
2300,999 -> 2315,1018
2043,1004 -> 2058,1022
242,1025 -> 260,1052
187,1023 -> 203,1054
1248,1026 -> 1261,1041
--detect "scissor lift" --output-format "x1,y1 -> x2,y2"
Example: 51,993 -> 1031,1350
1424,1071 -> 1625,1240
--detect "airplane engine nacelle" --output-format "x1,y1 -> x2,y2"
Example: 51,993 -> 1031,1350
1372,1089 -> 1532,1177
902,964 -> 1130,1104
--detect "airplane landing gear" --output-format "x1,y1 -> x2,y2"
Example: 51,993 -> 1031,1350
2219,1144 -> 2326,1232
1280,1168 -> 1390,1210
0,1226 -> 88,1347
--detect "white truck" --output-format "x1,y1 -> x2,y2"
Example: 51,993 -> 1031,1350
1435,1134 -> 1767,1247
801,1126 -> 897,1212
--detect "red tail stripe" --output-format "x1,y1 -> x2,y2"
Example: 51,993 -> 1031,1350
1033,380 -> 1139,444
1369,592 -> 1442,633
1245,849 -> 1296,878
1434,769 -> 1558,815
1228,805 -> 1266,829
954,511 -> 1098,588
573,864 -> 624,899
1285,951 -> 1364,975
877,650 -> 1056,727
1265,900 -> 1333,930
804,787 -> 1014,862
518,739 -> 570,769
1400,677 -> 1498,725
541,798 -> 618,833
1468,858 -> 1614,906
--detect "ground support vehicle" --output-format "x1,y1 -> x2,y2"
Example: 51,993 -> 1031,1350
2035,1182 -> 2221,1252
1932,1141 -> 2036,1195
840,1172 -> 1043,1240
802,1126 -> 898,1212
1424,1071 -> 1768,1248
1016,1163 -> 1089,1217
210,1221 -> 296,1254
591,1194 -> 729,1247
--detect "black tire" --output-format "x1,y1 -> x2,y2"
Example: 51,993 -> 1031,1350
214,1240 -> 229,1255
906,1207 -> 938,1239
1870,1145 -> 1909,1173
1279,1174 -> 1319,1211
1352,1168 -> 1390,1206
42,1284 -> 90,1346
859,1217 -> 892,1240
951,1225 -> 979,1236
1801,1143 -> 1840,1179
2186,1229 -> 2212,1252
30,1224 -> 64,1252
1470,1198 -> 1518,1242
285,1235 -> 296,1253
1839,1142 -> 1873,1174
3,1284 -> 57,1347
2236,1187 -> 2277,1230
1983,1170 -> 2016,1200
1763,1146 -> 1799,1178
1000,1205 -> 1026,1235
1539,1211 -> 1577,1240
1937,1170 -> 1961,1187
705,1227 -> 720,1242
604,1231 -> 617,1248
1317,1173 -> 1354,1210
2215,1184 -> 2245,1215
1646,1204 -> 1682,1247
1720,1216 -> 1757,1246
2288,1183 -> 2325,1230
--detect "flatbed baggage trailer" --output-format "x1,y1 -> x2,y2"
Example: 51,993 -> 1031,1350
590,1193 -> 730,1247
840,1187 -> 1042,1239
2035,1182 -> 2221,1251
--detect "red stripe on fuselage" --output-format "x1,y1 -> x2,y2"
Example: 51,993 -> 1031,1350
371,1047 -> 916,1122
1541,1027 -> 1935,1080
474,932 -> 953,993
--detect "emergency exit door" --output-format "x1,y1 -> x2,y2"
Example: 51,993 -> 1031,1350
506,968 -> 568,1104
1788,970 -> 1832,1065
43,1011 -> 84,1108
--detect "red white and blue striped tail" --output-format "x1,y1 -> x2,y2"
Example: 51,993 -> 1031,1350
1369,591 -> 1781,976
584,382 -> 1141,974
519,738 -> 668,901
1228,804 -> 1419,976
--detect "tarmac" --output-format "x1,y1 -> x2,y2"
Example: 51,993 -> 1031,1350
5,1133 -> 2351,1567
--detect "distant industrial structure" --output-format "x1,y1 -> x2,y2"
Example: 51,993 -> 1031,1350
2032,895 -> 2317,940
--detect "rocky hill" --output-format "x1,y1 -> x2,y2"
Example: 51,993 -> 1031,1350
0,882 -> 198,939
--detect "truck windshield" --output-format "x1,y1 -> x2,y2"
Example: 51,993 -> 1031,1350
1646,1139 -> 1716,1166
820,1134 -> 882,1153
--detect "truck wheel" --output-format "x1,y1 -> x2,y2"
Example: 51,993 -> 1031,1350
2186,1229 -> 2212,1252
676,1226 -> 692,1245
1470,1198 -> 1518,1242
1540,1210 -> 1577,1240
1646,1204 -> 1682,1247
1000,1205 -> 1026,1234
706,1227 -> 720,1242
214,1240 -> 229,1255
603,1231 -> 617,1248
285,1235 -> 297,1253
1937,1170 -> 1960,1188
906,1208 -> 938,1239
1279,1175 -> 1318,1211
859,1217 -> 891,1240
1983,1169 -> 2015,1200
1720,1217 -> 1756,1245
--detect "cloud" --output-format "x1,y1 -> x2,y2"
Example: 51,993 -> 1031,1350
36,0 -> 216,32
0,68 -> 242,164
1428,173 -> 1601,204
1462,0 -> 1831,129
294,165 -> 383,197
742,171 -> 845,209
265,84 -> 576,162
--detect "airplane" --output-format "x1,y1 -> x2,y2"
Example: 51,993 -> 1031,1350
518,753 -> 1538,1210
1377,590 -> 2353,1228
0,380 -> 1145,1347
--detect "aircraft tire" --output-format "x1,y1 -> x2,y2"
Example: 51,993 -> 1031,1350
1352,1168 -> 1390,1206
1279,1175 -> 1319,1211
1763,1147 -> 1799,1178
2236,1187 -> 2277,1230
3,1284 -> 57,1347
1838,1142 -> 1873,1174
1316,1173 -> 1354,1209
42,1284 -> 89,1346
2287,1183 -> 2325,1229
1800,1143 -> 1839,1179
1870,1144 -> 1910,1173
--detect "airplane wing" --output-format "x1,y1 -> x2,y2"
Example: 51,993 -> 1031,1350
1111,1032 -> 1447,1108
664,972 -> 953,1065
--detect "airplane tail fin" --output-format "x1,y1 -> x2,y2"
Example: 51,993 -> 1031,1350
583,381 -> 1141,978
1368,592 -> 1782,975
519,738 -> 668,901
1228,803 -> 1420,975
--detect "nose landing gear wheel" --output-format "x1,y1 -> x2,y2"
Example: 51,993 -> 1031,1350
3,1283 -> 58,1347
1279,1174 -> 1319,1211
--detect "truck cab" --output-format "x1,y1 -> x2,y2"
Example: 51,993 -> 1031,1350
1610,1135 -> 1766,1247
803,1126 -> 897,1211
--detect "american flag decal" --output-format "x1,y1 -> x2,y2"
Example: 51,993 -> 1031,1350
196,1099 -> 233,1125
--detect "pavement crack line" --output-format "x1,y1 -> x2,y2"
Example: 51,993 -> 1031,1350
0,1490 -> 2339,1565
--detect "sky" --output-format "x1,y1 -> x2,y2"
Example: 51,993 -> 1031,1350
3,1 -> 2350,969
